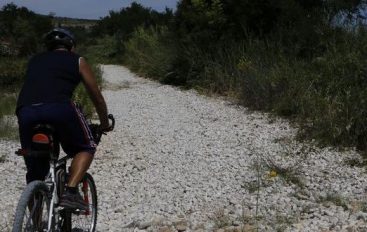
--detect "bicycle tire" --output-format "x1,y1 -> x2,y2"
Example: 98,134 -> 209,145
12,180 -> 51,232
65,173 -> 97,232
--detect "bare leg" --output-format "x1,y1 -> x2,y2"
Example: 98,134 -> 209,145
67,152 -> 94,187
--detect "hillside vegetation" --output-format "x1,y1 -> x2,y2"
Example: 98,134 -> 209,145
2,1 -> 367,153
90,0 -> 367,153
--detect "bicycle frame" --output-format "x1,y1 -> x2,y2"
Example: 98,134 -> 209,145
43,154 -> 70,232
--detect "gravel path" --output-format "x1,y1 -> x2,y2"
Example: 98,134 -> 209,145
1,65 -> 367,231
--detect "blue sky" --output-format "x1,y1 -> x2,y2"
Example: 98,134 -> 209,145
0,1 -> 178,19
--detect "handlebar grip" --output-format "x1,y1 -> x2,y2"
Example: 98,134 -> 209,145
88,114 -> 114,145
108,114 -> 115,131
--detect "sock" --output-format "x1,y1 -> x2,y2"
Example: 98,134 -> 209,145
66,186 -> 78,194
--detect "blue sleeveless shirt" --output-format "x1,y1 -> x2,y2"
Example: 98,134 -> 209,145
17,50 -> 82,110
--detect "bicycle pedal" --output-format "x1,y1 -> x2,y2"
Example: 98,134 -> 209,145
15,148 -> 27,156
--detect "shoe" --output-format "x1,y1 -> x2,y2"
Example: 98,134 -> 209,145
59,191 -> 89,211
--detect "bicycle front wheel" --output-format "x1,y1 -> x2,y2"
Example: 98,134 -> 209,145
12,180 -> 51,232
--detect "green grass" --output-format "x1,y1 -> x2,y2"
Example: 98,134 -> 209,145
78,36 -> 123,65
0,57 -> 23,139
0,92 -> 18,139
0,57 -> 26,86
123,26 -> 175,82
119,25 -> 367,153
0,117 -> 18,139
0,93 -> 16,116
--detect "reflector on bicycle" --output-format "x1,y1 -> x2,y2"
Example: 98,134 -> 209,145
32,133 -> 50,144
31,132 -> 53,153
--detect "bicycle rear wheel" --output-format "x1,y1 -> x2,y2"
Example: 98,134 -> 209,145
12,181 -> 51,232
63,173 -> 97,232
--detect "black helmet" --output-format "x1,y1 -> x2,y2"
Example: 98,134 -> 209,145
44,28 -> 76,51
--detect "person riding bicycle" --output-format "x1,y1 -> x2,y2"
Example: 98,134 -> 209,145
16,28 -> 111,210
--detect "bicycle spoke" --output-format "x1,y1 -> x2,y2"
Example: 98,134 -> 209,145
25,197 -> 39,229
13,180 -> 52,231
24,210 -> 34,230
70,174 -> 97,232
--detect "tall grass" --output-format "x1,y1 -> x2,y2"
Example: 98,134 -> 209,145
0,57 -> 26,86
123,26 -> 175,82
78,36 -> 123,65
122,26 -> 367,151
0,93 -> 18,139
0,58 -> 26,139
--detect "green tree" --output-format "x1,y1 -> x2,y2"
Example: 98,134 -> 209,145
174,0 -> 365,57
0,3 -> 53,56
92,2 -> 173,40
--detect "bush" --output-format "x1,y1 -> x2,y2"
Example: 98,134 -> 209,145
121,23 -> 367,151
123,26 -> 175,81
0,57 -> 26,86
98,0 -> 367,151
235,30 -> 367,150
0,92 -> 17,139
0,57 -> 26,137
297,31 -> 367,149
0,3 -> 52,56
78,36 -> 123,64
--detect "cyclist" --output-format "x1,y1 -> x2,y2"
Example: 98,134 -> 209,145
16,28 -> 111,210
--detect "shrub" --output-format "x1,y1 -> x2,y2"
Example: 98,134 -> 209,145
108,0 -> 367,151
78,36 -> 122,64
0,57 -> 26,87
0,93 -> 17,139
123,26 -> 175,81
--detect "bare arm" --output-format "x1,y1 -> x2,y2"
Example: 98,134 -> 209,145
79,57 -> 110,129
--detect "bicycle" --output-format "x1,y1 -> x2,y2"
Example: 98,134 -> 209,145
12,114 -> 115,232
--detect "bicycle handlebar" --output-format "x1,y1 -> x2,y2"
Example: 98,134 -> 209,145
89,114 -> 115,145
108,114 -> 115,131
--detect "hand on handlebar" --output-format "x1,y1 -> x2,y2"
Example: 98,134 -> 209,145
100,114 -> 115,132
89,114 -> 115,145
